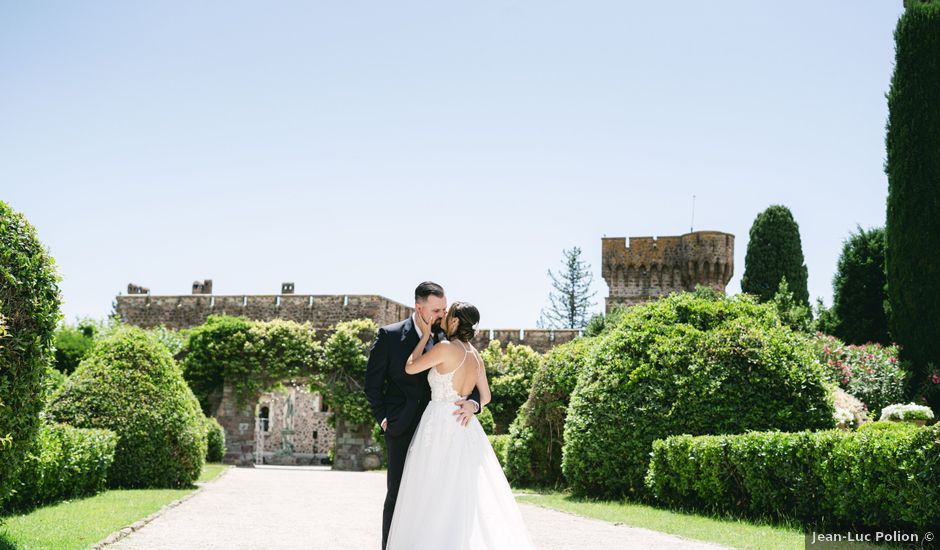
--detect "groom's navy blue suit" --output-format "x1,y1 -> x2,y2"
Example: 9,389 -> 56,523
364,315 -> 482,549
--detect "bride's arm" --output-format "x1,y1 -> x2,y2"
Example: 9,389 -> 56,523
475,362 -> 491,407
405,333 -> 444,374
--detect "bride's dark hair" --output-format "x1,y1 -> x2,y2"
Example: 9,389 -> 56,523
447,302 -> 480,342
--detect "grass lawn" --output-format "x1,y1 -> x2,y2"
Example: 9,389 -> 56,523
514,490 -> 805,550
0,462 -> 230,550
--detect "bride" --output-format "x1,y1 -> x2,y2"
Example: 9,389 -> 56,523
385,301 -> 536,550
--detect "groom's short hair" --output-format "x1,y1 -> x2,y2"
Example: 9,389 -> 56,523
415,281 -> 445,302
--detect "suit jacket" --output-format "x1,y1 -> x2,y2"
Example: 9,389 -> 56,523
364,315 -> 483,437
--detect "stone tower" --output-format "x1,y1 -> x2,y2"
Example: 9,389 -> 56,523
602,230 -> 734,311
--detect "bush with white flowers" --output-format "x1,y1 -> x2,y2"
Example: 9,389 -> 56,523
879,402 -> 934,422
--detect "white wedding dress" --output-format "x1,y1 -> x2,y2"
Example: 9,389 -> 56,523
385,343 -> 536,550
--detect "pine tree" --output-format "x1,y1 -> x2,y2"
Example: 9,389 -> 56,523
538,247 -> 597,329
741,205 -> 809,307
885,1 -> 940,406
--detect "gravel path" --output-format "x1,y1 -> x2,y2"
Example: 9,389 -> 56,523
107,465 -> 731,550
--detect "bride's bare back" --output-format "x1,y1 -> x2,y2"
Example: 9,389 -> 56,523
432,340 -> 484,399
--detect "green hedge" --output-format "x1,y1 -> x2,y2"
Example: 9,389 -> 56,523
481,341 -> 542,434
562,291 -> 835,500
645,422 -> 939,530
3,422 -> 117,512
204,416 -> 226,462
48,326 -> 207,488
0,200 -> 63,507
506,337 -> 592,487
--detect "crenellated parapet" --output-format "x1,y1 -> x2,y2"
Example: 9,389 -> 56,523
602,230 -> 734,311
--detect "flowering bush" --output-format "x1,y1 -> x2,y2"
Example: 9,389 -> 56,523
880,402 -> 935,422
812,332 -> 905,418
834,407 -> 856,428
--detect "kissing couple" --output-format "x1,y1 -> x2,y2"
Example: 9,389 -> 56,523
364,281 -> 535,549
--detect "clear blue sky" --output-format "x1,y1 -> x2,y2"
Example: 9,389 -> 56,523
1,1 -> 904,328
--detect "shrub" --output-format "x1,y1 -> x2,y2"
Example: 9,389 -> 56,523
562,291 -> 834,500
812,332 -> 905,418
488,434 -> 510,470
477,406 -> 495,433
645,424 -> 940,530
480,340 -> 541,433
53,319 -> 98,375
204,416 -> 226,462
2,422 -> 117,512
0,200 -> 63,507
48,326 -> 207,488
880,402 -> 934,422
506,337 -> 592,487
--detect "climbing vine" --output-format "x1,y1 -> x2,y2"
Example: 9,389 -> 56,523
310,319 -> 377,427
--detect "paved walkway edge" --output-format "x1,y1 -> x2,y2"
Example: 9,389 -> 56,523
92,465 -> 234,549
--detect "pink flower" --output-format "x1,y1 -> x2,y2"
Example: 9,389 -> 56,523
930,373 -> 940,385
889,357 -> 897,364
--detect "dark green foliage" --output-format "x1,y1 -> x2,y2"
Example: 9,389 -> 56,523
885,3 -> 940,411
561,291 -> 834,500
583,305 -> 629,338
506,337 -> 593,487
47,326 -> 207,488
204,416 -> 226,462
2,422 -> 117,512
477,406 -> 496,433
830,227 -> 890,345
645,423 -> 939,530
771,277 -> 813,333
312,319 -> 375,426
488,434 -> 510,470
741,205 -> 810,307
183,316 -> 319,415
480,341 -> 541,434
53,319 -> 98,375
0,200 -> 63,507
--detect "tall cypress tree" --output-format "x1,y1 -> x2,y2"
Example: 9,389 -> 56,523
885,1 -> 940,406
831,226 -> 890,346
741,205 -> 809,307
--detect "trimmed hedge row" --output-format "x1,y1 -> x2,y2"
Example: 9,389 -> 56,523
645,422 -> 940,530
3,422 -> 117,512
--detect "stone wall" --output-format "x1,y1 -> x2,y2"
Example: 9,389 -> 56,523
115,293 -> 412,331
602,230 -> 734,311
256,384 -> 334,465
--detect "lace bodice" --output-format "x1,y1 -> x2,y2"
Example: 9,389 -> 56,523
428,367 -> 465,402
427,341 -> 477,402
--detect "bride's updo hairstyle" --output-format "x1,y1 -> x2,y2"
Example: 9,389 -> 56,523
447,302 -> 480,342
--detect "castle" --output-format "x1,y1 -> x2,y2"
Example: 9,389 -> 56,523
601,230 -> 734,311
114,229 -> 734,468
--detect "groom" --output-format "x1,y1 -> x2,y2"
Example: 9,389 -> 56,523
364,281 -> 483,550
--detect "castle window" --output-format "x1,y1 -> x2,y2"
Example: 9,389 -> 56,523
259,406 -> 270,432
313,430 -> 318,440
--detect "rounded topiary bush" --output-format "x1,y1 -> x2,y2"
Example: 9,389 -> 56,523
0,200 -> 63,506
204,416 -> 226,462
506,337 -> 593,487
561,291 -> 836,500
48,326 -> 207,488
